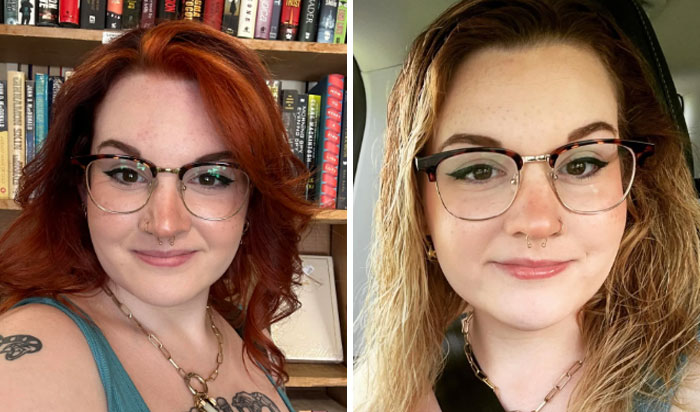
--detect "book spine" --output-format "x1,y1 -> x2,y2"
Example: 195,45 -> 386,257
47,76 -> 63,125
18,0 -> 35,24
35,74 -> 48,155
316,74 -> 343,208
4,0 -> 18,23
7,71 -> 25,200
59,0 -> 80,26
332,0 -> 345,44
0,81 -> 8,200
279,0 -> 300,41
298,0 -> 319,42
236,0 -> 257,39
106,0 -> 122,27
180,0 -> 201,20
281,89 -> 301,159
267,0 -> 281,40
25,80 -> 34,165
202,0 -> 222,27
1,0 -> 4,23
305,93 -> 320,201
121,0 -> 141,28
315,0 -> 336,43
336,95 -> 346,209
156,0 -> 178,23
139,0 -> 154,27
80,0 -> 105,28
36,0 -> 58,25
292,93 -> 307,164
253,0 -> 273,39
220,0 -> 240,35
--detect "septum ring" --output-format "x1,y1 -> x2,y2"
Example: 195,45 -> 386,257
157,237 -> 176,246
525,235 -> 547,248
143,220 -> 175,246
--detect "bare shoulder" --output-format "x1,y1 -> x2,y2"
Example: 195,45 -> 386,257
0,302 -> 107,411
672,354 -> 700,412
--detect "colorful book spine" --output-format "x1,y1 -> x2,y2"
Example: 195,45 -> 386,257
156,0 -> 177,22
336,95 -> 346,209
34,73 -> 48,156
0,80 -> 9,200
253,0 -> 273,39
59,0 -> 79,26
281,89 -> 301,159
106,0 -> 122,27
121,0 -> 141,28
298,0 -> 319,42
308,74 -> 344,208
202,0 -> 222,27
236,0 -> 257,39
268,0 -> 281,40
7,71 -> 26,200
181,0 -> 202,21
139,0 -> 154,27
25,80 -> 35,164
305,93 -> 321,201
279,0 -> 300,41
315,0 -> 336,43
4,0 -> 18,23
80,0 -> 105,28
221,0 -> 240,35
293,93 -> 307,164
36,0 -> 59,25
332,0 -> 345,44
18,0 -> 35,24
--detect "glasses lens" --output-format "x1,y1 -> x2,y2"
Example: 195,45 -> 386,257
553,143 -> 635,213
435,152 -> 518,220
86,158 -> 152,213
181,165 -> 250,220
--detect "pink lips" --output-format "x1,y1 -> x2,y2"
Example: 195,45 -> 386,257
133,250 -> 197,267
494,258 -> 571,280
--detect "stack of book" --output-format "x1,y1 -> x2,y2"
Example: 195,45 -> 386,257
1,0 -> 348,43
269,74 -> 346,210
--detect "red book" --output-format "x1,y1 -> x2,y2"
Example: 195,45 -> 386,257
202,0 -> 223,27
59,0 -> 80,26
279,0 -> 300,41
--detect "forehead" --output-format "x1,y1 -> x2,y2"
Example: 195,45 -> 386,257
92,71 -> 228,163
431,42 -> 619,154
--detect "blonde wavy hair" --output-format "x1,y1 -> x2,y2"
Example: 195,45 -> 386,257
356,0 -> 700,411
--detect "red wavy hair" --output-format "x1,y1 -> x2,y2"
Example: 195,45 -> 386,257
0,20 -> 314,384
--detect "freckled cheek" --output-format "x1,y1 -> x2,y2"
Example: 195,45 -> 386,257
572,205 -> 627,276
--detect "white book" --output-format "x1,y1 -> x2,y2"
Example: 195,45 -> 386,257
7,71 -> 25,200
271,255 -> 343,362
237,0 -> 258,39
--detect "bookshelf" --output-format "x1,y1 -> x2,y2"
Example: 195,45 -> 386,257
0,25 -> 348,411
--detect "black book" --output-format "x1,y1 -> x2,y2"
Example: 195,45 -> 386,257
36,0 -> 58,25
156,0 -> 178,22
0,81 -> 7,132
47,76 -> 63,124
106,0 -> 123,28
298,0 -> 319,42
80,0 -> 105,28
1,0 -> 4,22
293,93 -> 308,164
281,89 -> 304,162
122,0 -> 141,28
315,0 -> 336,43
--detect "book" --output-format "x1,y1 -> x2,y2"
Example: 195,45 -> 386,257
105,0 -> 122,28
281,89 -> 304,161
336,95 -> 346,209
25,80 -> 35,164
80,0 -> 105,28
265,79 -> 281,106
18,0 -> 34,24
47,76 -> 63,124
298,0 -> 319,42
0,0 -> 4,22
270,255 -> 343,362
59,0 -> 80,26
181,0 -> 202,21
34,73 -> 48,156
293,93 -> 307,164
139,0 -> 154,27
305,93 -> 320,201
268,0 -> 281,40
332,0 -> 345,44
220,0 -> 240,35
253,0 -> 273,39
4,0 -> 18,23
0,80 -> 9,200
202,0 -> 222,27
279,0 -> 300,41
156,0 -> 177,22
36,0 -> 59,25
7,71 -> 25,200
308,74 -> 343,208
315,0 -> 336,43
121,0 -> 141,28
236,0 -> 257,39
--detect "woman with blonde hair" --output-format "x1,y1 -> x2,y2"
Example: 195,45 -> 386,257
357,0 -> 700,411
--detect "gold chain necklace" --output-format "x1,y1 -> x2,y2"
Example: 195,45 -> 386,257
461,312 -> 584,412
103,286 -> 224,412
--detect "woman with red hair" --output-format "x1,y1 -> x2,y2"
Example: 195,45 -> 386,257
0,21 -> 312,412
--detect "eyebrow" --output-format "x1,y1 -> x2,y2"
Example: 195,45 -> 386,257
438,121 -> 618,152
96,139 -> 235,163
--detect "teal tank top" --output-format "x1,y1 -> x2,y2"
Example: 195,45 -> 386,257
12,296 -> 295,412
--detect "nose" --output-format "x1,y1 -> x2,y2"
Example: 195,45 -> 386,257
141,174 -> 192,241
502,163 -> 563,242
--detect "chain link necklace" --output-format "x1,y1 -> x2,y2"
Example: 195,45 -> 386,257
461,312 -> 584,412
103,286 -> 224,412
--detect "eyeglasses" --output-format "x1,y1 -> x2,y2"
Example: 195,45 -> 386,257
415,139 -> 654,221
71,154 -> 250,221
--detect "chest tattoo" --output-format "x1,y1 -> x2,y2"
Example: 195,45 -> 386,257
186,391 -> 282,412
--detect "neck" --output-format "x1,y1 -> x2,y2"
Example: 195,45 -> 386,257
469,309 -> 585,411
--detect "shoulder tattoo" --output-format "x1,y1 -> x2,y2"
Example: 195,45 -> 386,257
0,334 -> 43,360
187,392 -> 282,412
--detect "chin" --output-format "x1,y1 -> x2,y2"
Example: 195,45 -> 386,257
485,297 -> 583,332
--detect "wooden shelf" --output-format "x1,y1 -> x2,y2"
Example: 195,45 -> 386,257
286,363 -> 347,388
0,200 -> 19,210
0,24 -> 346,80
